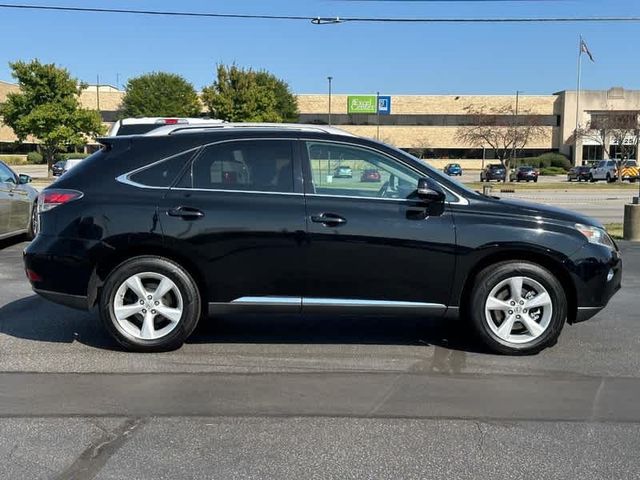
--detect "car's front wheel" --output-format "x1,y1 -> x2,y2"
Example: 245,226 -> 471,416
99,256 -> 201,352
469,261 -> 566,355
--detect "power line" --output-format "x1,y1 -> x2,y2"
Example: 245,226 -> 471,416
0,3 -> 639,23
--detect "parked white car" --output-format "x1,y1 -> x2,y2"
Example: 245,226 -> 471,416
107,117 -> 225,137
589,159 -> 618,183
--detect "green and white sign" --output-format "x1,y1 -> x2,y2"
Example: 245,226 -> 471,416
347,95 -> 377,114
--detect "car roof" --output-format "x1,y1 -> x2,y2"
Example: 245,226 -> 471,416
142,122 -> 354,137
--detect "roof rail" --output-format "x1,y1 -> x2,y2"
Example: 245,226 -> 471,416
144,122 -> 353,137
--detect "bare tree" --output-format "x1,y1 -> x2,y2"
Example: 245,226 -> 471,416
456,104 -> 546,175
408,135 -> 431,159
576,111 -> 640,181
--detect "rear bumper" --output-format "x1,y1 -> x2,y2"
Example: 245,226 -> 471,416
33,288 -> 89,310
23,234 -> 99,302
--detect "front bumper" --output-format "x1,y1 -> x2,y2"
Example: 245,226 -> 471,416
567,243 -> 622,323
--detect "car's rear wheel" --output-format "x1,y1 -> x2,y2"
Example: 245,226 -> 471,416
99,256 -> 201,352
469,261 -> 566,355
26,200 -> 38,240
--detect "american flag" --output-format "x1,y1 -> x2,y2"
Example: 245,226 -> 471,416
580,37 -> 595,62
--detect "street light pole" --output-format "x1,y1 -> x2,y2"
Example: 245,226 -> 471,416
511,90 -> 522,168
376,91 -> 380,141
327,76 -> 333,126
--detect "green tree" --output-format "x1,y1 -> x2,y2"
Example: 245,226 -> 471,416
0,59 -> 105,174
255,71 -> 299,122
121,72 -> 202,118
202,65 -> 298,123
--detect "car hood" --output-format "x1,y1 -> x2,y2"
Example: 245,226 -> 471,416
478,196 -> 602,228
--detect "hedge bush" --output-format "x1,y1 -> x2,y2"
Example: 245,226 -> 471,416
539,166 -> 567,176
57,152 -> 89,161
0,155 -> 27,165
517,153 -> 571,171
26,151 -> 44,164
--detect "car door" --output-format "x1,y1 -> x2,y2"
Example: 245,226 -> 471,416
0,162 -> 25,234
6,168 -> 32,232
159,138 -> 307,312
300,140 -> 457,314
0,164 -> 12,236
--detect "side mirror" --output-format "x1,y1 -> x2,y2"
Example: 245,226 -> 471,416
18,174 -> 32,184
417,178 -> 446,203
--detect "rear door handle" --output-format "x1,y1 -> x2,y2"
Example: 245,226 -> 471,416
167,206 -> 204,219
311,213 -> 347,227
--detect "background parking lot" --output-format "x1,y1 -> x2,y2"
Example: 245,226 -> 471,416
1,238 -> 639,479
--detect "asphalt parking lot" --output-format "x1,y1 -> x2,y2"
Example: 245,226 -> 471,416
1,237 -> 640,479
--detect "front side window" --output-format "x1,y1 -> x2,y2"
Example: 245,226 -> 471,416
184,140 -> 294,193
305,142 -> 422,200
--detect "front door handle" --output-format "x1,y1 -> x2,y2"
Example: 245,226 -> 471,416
167,206 -> 204,219
311,213 -> 347,227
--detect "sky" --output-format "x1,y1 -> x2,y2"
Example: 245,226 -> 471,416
0,0 -> 639,95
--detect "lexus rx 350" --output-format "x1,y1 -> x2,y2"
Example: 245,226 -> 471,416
24,124 -> 622,354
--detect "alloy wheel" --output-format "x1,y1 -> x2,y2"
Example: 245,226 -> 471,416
113,272 -> 183,341
484,276 -> 553,344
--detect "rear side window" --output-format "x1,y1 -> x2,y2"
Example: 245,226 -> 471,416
129,149 -> 196,188
115,124 -> 161,136
182,140 -> 294,193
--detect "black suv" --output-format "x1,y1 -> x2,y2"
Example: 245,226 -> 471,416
480,164 -> 506,182
24,125 -> 622,354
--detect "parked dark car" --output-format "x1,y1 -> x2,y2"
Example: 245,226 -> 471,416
510,166 -> 539,183
443,163 -> 462,176
0,160 -> 38,240
52,160 -> 66,177
480,164 -> 506,182
360,168 -> 381,182
24,124 -> 622,355
334,165 -> 353,178
567,165 -> 591,182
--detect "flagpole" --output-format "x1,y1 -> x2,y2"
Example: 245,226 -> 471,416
575,35 -> 582,165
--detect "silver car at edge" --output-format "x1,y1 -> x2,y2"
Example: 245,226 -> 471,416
0,160 -> 39,241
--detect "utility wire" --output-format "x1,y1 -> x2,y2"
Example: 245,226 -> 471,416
0,3 -> 639,23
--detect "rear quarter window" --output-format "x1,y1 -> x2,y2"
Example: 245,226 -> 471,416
128,149 -> 197,188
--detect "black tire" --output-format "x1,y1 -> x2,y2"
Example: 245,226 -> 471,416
469,261 -> 567,355
26,201 -> 38,240
589,174 -> 596,183
99,256 -> 201,352
533,178 -> 538,183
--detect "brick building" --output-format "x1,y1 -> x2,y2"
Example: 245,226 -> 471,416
2,79 -> 639,167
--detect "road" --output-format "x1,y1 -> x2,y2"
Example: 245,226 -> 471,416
1,238 -> 639,479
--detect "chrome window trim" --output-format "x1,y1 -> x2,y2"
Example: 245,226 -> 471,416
170,187 -> 303,196
115,136 -> 470,205
115,147 -> 201,190
300,138 -> 469,206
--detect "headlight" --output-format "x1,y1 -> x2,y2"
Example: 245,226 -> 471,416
575,224 -> 615,249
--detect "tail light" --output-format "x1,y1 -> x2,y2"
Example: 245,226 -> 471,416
155,118 -> 188,125
37,189 -> 83,213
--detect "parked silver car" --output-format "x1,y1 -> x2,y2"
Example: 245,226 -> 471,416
0,161 -> 38,240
